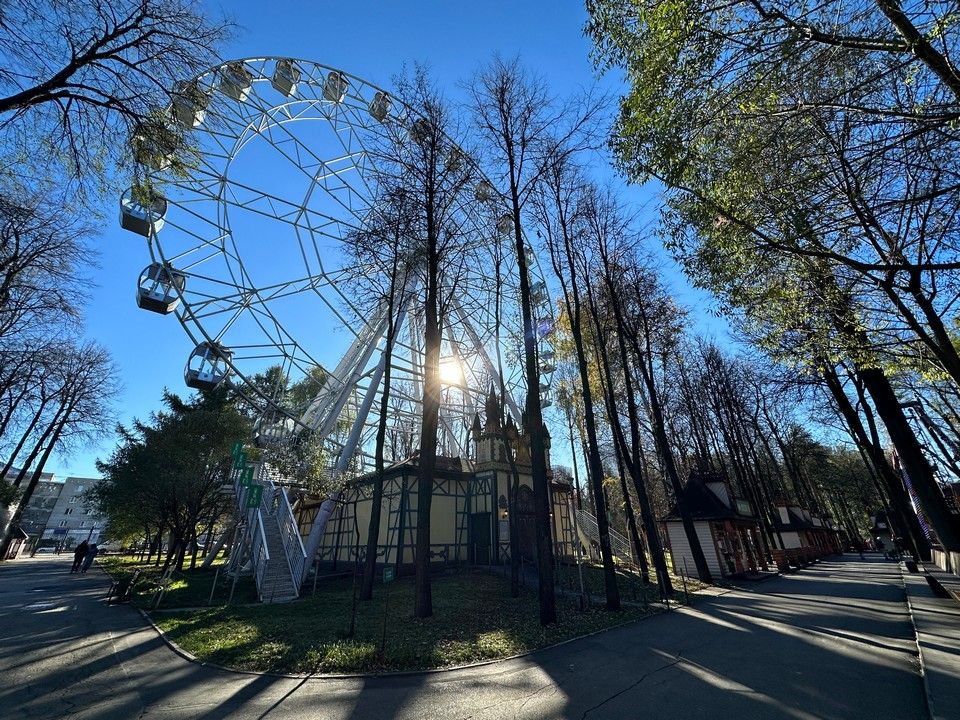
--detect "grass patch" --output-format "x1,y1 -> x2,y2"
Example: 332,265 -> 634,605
99,554 -> 256,608
153,570 -> 683,674
554,561 -> 708,604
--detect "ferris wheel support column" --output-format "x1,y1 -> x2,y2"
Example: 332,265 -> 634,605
298,290 -> 415,583
300,308 -> 389,435
299,352 -> 388,583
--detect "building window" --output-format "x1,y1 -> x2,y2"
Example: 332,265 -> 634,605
79,521 -> 85,528
69,497 -> 76,504
65,508 -> 73,515
76,486 -> 84,492
58,520 -> 67,527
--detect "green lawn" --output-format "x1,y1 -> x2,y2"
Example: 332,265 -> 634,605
153,570 -> 686,674
99,554 -> 257,608
554,560 -> 707,604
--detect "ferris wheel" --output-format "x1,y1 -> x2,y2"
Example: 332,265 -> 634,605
119,57 -> 556,475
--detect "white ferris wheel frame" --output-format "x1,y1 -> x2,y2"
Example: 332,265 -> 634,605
137,56 -> 555,476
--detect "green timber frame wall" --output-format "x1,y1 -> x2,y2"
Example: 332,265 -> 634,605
314,468 -> 577,573
553,487 -> 576,561
316,468 -> 496,573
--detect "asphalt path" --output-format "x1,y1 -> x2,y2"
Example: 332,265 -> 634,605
0,554 -> 927,719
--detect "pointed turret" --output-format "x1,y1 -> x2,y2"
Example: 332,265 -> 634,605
471,412 -> 482,440
504,413 -> 518,443
484,383 -> 502,432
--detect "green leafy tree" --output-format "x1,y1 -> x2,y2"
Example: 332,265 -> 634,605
94,387 -> 250,571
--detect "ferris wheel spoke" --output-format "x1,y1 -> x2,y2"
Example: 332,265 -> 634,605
188,165 -> 362,238
230,94 -> 376,230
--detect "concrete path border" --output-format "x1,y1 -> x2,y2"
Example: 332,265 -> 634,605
900,561 -> 960,720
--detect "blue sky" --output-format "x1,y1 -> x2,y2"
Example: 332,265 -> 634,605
50,1 -> 727,479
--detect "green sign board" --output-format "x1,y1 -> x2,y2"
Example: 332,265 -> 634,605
383,566 -> 396,584
233,451 -> 247,471
231,441 -> 243,459
239,466 -> 254,486
246,484 -> 263,508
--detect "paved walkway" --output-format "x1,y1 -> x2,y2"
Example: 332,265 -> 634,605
0,555 -> 929,719
902,564 -> 960,720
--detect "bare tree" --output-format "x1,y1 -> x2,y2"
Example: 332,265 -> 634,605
577,185 -> 677,594
377,67 -> 477,618
349,187 -> 417,602
536,157 -> 621,610
0,0 -> 230,200
0,192 -> 91,342
615,259 -> 714,582
467,55 -> 606,624
0,341 -> 118,559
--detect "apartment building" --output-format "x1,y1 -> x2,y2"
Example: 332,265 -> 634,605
43,476 -> 104,547
12,472 -> 62,542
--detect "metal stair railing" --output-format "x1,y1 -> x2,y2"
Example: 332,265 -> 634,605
276,488 -> 307,594
255,462 -> 305,598
250,505 -> 270,601
231,463 -> 274,602
574,507 -> 634,564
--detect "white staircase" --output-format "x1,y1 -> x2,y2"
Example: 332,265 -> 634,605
256,513 -> 298,603
232,462 -> 308,603
574,507 -> 635,564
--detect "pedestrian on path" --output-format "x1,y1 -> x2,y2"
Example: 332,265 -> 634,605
71,541 -> 89,573
80,543 -> 99,573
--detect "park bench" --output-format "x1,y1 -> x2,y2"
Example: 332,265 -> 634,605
105,569 -> 142,605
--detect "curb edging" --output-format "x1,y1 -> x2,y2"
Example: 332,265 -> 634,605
899,563 -> 935,720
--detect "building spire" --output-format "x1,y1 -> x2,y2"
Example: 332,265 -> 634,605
484,383 -> 502,432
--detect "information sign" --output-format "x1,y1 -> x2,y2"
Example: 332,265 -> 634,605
246,484 -> 263,508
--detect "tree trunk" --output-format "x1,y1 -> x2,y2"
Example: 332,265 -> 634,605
561,295 -> 620,608
0,402 -> 69,560
201,519 -> 215,559
361,331 -> 397,601
615,446 -> 649,582
0,398 -> 50,483
510,190 -> 556,624
858,366 -> 960,550
202,520 -> 233,569
822,364 -> 930,559
189,527 -> 199,570
635,351 -> 713,583
414,223 -> 441,619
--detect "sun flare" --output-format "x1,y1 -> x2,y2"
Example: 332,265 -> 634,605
439,358 -> 464,386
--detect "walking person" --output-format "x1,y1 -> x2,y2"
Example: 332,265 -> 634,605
71,540 -> 89,573
80,543 -> 99,573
